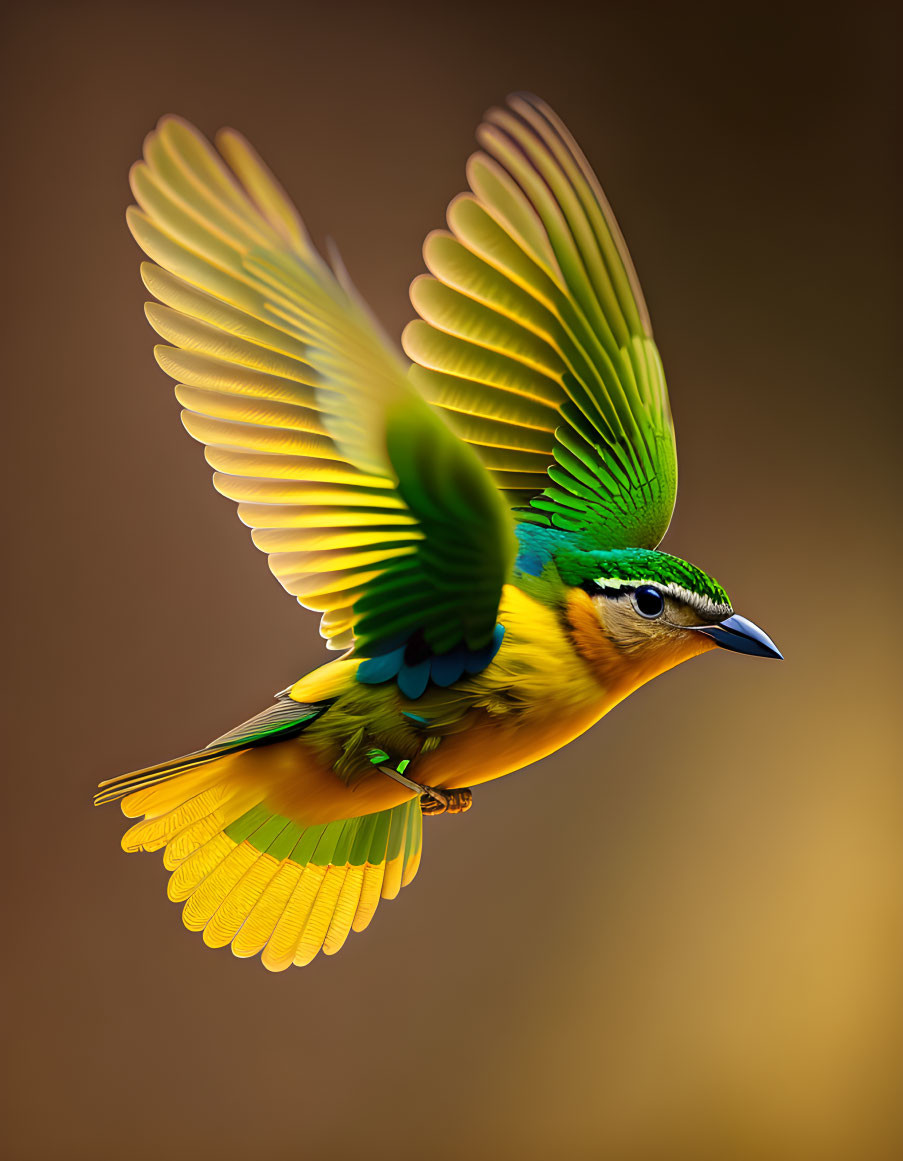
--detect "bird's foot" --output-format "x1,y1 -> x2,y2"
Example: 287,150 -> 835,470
420,787 -> 473,816
373,759 -> 473,817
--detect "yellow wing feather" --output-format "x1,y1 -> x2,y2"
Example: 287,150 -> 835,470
129,114 -> 513,657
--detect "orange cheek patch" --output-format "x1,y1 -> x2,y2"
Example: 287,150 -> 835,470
565,589 -> 625,681
566,588 -> 722,692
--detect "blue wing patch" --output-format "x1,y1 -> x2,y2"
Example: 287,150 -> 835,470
357,624 -> 506,699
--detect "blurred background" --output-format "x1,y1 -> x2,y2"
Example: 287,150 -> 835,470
3,2 -> 900,1159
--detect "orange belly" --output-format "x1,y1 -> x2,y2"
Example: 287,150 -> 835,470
415,695 -> 611,790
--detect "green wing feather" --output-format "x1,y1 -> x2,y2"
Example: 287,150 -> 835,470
128,116 -> 514,659
404,92 -> 677,550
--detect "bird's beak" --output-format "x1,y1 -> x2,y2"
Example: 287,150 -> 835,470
692,613 -> 783,660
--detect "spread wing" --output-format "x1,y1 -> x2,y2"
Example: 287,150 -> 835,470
403,93 -> 677,550
127,117 -> 514,668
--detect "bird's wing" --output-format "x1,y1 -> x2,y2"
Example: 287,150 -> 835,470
128,117 -> 515,663
404,93 -> 677,550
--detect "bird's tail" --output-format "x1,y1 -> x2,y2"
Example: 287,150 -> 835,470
95,703 -> 423,971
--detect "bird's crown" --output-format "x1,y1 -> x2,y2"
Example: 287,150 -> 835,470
515,525 -> 732,620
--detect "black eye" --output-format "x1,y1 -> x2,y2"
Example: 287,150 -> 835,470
634,585 -> 665,618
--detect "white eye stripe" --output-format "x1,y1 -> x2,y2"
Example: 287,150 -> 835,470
592,578 -> 732,619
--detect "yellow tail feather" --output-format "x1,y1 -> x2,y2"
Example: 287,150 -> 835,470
101,739 -> 425,971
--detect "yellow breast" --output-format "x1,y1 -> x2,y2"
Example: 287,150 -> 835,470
416,585 -> 613,790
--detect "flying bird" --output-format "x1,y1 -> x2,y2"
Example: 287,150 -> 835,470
97,94 -> 781,971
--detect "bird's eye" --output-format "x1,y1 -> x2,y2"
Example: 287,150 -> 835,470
633,585 -> 665,618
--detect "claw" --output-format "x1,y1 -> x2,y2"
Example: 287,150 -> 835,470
420,790 -> 449,815
375,761 -> 473,816
422,787 -> 472,815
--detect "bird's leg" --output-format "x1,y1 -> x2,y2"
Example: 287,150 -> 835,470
376,762 -> 449,812
371,753 -> 472,816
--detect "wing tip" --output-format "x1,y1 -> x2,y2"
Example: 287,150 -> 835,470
213,125 -> 246,152
155,112 -> 208,143
124,202 -> 147,234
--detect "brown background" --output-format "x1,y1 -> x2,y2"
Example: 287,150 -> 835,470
3,2 -> 900,1159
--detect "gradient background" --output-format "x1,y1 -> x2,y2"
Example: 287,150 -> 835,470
3,2 -> 900,1159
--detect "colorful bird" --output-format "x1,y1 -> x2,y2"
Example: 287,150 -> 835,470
97,93 -> 781,971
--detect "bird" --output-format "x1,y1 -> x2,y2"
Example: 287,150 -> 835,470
96,93 -> 781,972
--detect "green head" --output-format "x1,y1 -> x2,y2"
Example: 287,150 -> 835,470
557,546 -> 732,618
515,525 -> 781,662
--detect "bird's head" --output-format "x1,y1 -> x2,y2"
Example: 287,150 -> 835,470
551,545 -> 782,693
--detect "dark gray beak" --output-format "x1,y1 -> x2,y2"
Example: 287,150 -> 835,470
693,613 -> 783,660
